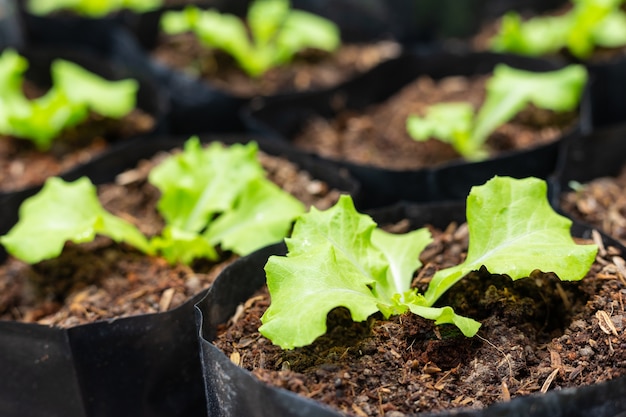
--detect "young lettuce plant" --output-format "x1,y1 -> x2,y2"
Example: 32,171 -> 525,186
405,63 -> 587,161
159,0 -> 340,78
0,137 -> 305,265
259,176 -> 598,350
26,0 -> 162,17
0,49 -> 139,150
489,0 -> 626,59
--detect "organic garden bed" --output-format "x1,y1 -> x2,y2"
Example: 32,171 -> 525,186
213,220 -> 625,416
0,143 -> 342,327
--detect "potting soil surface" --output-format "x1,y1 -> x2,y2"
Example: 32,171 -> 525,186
215,221 -> 626,416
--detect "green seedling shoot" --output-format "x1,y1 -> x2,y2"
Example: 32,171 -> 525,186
0,137 -> 305,265
0,49 -> 139,150
259,176 -> 598,350
27,0 -> 162,17
406,63 -> 587,161
489,0 -> 626,59
160,0 -> 340,77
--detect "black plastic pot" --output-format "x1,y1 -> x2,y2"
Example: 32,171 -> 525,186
0,0 -> 23,48
195,200 -> 626,417
552,124 -> 626,194
585,55 -> 626,128
0,133 -> 360,417
244,50 -> 591,209
124,0 -> 570,48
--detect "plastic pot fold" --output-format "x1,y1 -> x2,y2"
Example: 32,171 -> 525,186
552,124 -> 626,193
0,133 -> 360,417
585,56 -> 626,128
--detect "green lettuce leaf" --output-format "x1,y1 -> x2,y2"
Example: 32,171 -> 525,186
149,226 -> 218,265
0,49 -> 31,133
259,195 -> 466,349
0,49 -> 139,149
406,64 -> 586,161
8,88 -> 88,150
148,138 -> 264,232
261,244 -> 384,349
423,176 -> 598,306
51,59 -> 138,118
592,10 -> 626,47
275,8 -> 341,64
402,291 -> 483,337
490,0 -> 626,59
490,12 -> 573,56
0,177 -> 150,264
260,177 -> 598,349
148,137 -> 305,262
472,64 -> 586,146
1,137 -> 308,266
159,0 -> 340,77
248,0 -> 290,47
370,227 -> 432,299
27,0 -> 162,17
405,102 -> 481,159
205,178 -> 305,256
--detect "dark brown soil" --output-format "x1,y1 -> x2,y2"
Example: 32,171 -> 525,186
292,74 -> 577,170
214,221 -> 626,416
0,109 -> 155,192
152,31 -> 401,97
561,165 -> 626,246
0,143 -> 343,327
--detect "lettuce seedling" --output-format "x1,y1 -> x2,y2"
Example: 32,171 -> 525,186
0,137 -> 306,265
259,176 -> 598,349
160,0 -> 340,77
148,138 -> 305,261
406,63 -> 587,161
0,49 -> 139,150
489,0 -> 626,59
27,0 -> 162,17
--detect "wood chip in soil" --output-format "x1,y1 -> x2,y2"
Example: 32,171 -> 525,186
151,32 -> 401,97
0,142 -> 344,328
214,221 -> 626,416
293,73 -> 577,170
560,164 -> 626,246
